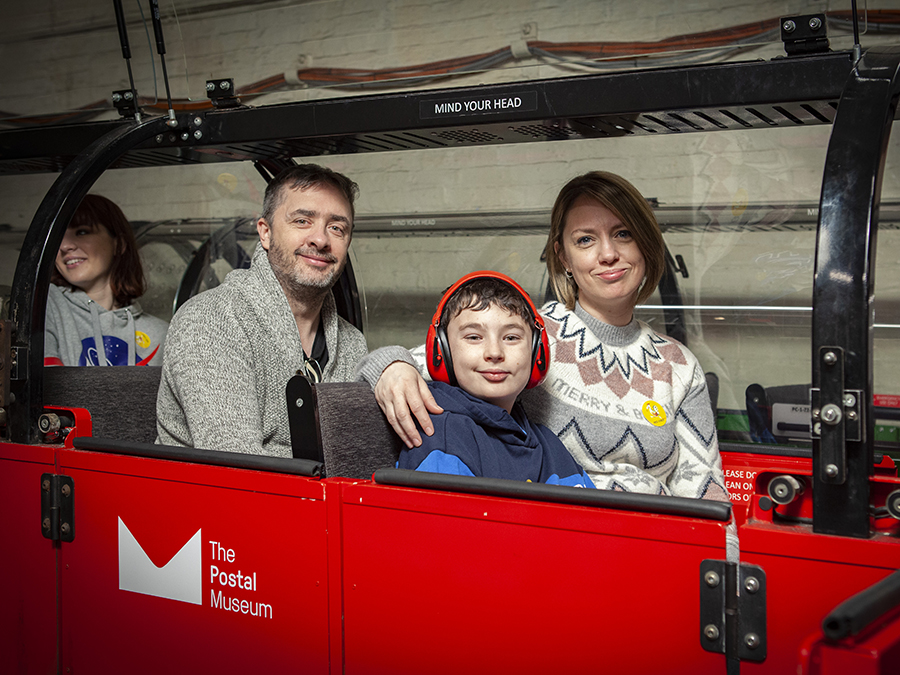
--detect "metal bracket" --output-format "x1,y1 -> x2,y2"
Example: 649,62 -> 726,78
111,89 -> 138,119
700,560 -> 767,663
10,345 -> 25,381
0,320 -> 11,408
207,78 -> 241,109
781,14 -> 830,56
40,473 -> 75,542
810,346 -> 862,484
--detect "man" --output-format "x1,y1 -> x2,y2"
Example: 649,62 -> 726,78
156,164 -> 368,456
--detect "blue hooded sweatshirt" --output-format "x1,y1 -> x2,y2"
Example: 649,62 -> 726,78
398,381 -> 594,488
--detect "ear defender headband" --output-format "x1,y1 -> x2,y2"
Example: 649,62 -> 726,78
426,271 -> 549,389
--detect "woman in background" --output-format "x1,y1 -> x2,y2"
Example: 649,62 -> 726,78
45,194 -> 167,366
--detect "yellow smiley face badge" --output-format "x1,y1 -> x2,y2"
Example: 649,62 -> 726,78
135,331 -> 151,349
642,400 -> 667,427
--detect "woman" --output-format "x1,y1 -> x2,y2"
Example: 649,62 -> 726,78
44,194 -> 168,366
359,171 -> 729,504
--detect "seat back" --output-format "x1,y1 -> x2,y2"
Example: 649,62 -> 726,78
746,382 -> 810,443
43,366 -> 162,443
313,382 -> 403,479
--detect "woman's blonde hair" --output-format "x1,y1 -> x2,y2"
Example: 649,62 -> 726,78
544,171 -> 665,310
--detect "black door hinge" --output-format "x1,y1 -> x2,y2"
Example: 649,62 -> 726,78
700,560 -> 767,665
40,473 -> 75,542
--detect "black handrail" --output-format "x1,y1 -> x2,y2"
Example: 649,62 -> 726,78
74,437 -> 323,477
373,468 -> 732,521
822,569 -> 900,640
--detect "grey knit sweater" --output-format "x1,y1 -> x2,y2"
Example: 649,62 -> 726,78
156,243 -> 368,457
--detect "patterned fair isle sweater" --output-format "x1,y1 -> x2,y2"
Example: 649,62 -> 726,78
520,301 -> 730,501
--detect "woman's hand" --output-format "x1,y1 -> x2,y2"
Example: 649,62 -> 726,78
375,361 -> 443,448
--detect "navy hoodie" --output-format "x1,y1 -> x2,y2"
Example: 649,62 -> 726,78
398,381 -> 594,488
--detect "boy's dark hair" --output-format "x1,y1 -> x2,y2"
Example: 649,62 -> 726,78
261,163 -> 360,225
440,277 -> 534,330
51,194 -> 146,307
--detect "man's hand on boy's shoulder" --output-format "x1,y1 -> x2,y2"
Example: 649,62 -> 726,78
375,361 -> 444,448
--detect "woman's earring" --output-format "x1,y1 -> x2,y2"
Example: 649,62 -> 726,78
565,269 -> 573,279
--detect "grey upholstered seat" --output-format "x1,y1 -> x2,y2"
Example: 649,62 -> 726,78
313,382 -> 403,479
43,366 -> 162,444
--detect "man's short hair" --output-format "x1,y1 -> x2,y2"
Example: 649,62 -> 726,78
261,164 -> 360,226
440,277 -> 534,332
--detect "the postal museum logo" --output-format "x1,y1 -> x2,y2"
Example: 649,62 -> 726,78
118,517 -> 273,619
118,517 -> 202,605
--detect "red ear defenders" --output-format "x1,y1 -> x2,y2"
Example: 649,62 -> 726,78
425,271 -> 549,389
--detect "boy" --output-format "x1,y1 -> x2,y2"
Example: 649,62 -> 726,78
398,271 -> 594,488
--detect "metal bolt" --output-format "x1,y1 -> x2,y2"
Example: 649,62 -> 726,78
155,134 -> 164,143
811,408 -> 821,421
744,576 -> 760,594
809,17 -> 822,30
847,410 -> 858,421
295,398 -> 304,408
821,404 -> 842,425
42,517 -> 51,530
42,479 -> 50,491
745,633 -> 760,649
704,571 -> 720,587
193,130 -> 203,140
704,624 -> 720,641
124,91 -> 133,101
826,464 -> 839,478
193,116 -> 203,126
60,523 -> 71,535
813,422 -> 822,436
206,82 -> 216,91
219,80 -> 231,90
181,132 -> 190,141
823,351 -> 837,365
772,483 -> 789,499
111,92 -> 122,103
61,484 -> 71,498
783,20 -> 796,33
843,393 -> 856,408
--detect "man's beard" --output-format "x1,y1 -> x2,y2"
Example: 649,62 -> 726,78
267,239 -> 344,303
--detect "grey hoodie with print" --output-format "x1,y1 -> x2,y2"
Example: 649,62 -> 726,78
44,284 -> 168,366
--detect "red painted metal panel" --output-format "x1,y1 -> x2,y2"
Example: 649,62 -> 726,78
0,442 -> 60,674
56,448 -> 332,674
741,519 -> 900,674
798,609 -> 900,675
721,451 -> 813,524
339,481 -> 729,674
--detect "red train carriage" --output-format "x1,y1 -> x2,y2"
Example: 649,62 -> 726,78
2,8 -> 900,673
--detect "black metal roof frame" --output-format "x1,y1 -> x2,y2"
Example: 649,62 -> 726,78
5,46 -> 900,539
0,51 -> 870,176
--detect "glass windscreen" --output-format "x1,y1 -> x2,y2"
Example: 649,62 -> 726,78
3,92 -> 900,456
